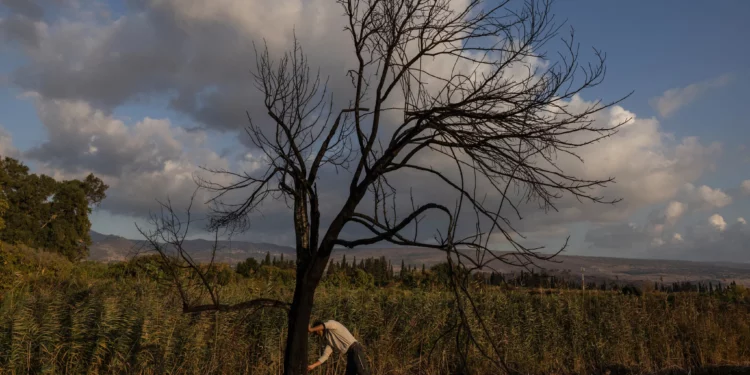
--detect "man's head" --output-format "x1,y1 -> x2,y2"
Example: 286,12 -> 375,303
312,320 -> 325,337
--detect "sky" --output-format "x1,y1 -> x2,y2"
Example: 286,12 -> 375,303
0,0 -> 748,262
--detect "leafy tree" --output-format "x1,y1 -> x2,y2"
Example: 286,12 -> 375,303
0,157 -> 108,261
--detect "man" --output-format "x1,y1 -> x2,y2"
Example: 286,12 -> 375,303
307,320 -> 370,374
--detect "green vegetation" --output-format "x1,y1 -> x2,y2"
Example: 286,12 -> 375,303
2,245 -> 750,374
0,157 -> 107,261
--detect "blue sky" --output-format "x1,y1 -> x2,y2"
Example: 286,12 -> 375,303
557,1 -> 750,142
0,0 -> 748,261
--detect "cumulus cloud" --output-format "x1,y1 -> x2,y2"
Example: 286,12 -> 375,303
7,0 -> 354,134
650,74 -> 733,118
21,94 -> 236,218
681,183 -> 732,209
663,216 -> 750,262
708,214 -> 727,232
617,183 -> 736,243
342,99 -> 721,245
586,213 -> 750,262
25,94 -> 194,177
511,102 -> 720,228
584,180 -> 742,254
664,201 -> 687,226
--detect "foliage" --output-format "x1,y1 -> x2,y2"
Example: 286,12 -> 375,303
236,257 -> 260,277
0,242 -> 73,290
0,157 -> 108,261
0,196 -> 8,231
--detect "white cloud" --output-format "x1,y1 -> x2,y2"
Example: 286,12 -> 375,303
521,102 -> 720,225
26,93 -> 192,177
681,183 -> 732,210
742,180 -> 750,195
664,201 -> 687,226
650,74 -> 733,118
661,215 -> 750,262
739,217 -> 747,225
410,97 -> 722,239
708,214 -> 727,232
586,212 -> 750,262
23,94 -> 235,217
9,0 -> 355,134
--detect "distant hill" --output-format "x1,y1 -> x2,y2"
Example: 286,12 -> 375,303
88,230 -> 295,264
88,231 -> 750,286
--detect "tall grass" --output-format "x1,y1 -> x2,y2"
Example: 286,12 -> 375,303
1,243 -> 750,374
1,271 -> 749,375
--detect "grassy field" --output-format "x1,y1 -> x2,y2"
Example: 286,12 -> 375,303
1,244 -> 750,375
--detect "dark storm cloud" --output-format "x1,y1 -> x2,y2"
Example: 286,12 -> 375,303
0,15 -> 41,47
1,0 -> 44,20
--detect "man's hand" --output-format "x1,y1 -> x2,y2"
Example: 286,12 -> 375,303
307,361 -> 321,371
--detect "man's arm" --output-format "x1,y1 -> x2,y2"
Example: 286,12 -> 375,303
308,345 -> 332,371
308,324 -> 325,334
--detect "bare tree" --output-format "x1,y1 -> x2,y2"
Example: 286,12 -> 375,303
142,0 -> 629,373
135,192 -> 291,315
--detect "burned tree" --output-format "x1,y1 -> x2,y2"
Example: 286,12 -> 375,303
142,0 -> 628,373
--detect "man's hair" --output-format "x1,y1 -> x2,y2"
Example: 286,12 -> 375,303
312,320 -> 326,333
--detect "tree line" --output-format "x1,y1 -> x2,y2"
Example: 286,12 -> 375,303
234,253 -> 749,300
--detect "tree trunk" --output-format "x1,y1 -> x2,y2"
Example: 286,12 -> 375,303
283,258 -> 327,375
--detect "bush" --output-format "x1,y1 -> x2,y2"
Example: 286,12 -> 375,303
352,268 -> 374,289
0,242 -> 72,289
236,257 -> 260,277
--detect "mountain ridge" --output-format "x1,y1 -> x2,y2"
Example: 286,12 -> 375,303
88,230 -> 750,285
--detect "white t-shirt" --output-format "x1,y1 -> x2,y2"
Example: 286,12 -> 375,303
317,320 -> 358,363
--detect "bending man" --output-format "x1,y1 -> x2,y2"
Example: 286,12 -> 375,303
308,320 -> 370,374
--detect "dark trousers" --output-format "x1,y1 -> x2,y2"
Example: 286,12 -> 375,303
345,342 -> 370,375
